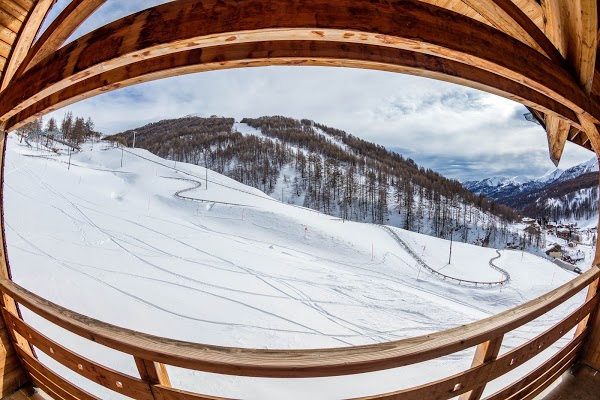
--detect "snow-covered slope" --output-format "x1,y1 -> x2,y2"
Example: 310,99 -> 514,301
4,134 -> 587,399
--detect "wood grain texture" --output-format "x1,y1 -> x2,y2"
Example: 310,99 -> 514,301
0,0 -> 54,90
3,40 -> 582,133
4,309 -> 154,400
16,0 -> 107,76
0,267 -> 596,379
458,335 -> 503,400
0,0 -> 595,129
16,345 -> 99,400
545,114 -> 571,165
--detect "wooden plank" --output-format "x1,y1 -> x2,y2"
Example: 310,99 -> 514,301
17,345 -> 98,400
513,356 -> 576,400
478,333 -> 583,400
0,1 -> 27,21
0,6 -> 23,33
0,0 -> 596,128
545,114 -> 571,165
354,293 -> 597,399
135,357 -> 171,387
0,364 -> 28,397
458,335 -> 503,400
542,0 -> 598,95
17,0 -> 107,76
0,269 -> 596,380
4,308 -> 154,400
512,0 -> 544,29
3,40 -> 582,134
0,129 -> 35,386
461,0 -> 563,62
1,0 -> 55,90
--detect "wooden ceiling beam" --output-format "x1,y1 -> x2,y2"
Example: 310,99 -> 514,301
542,0 -> 598,94
4,40 -> 581,132
0,6 -> 22,32
0,0 -> 27,22
512,0 -> 544,29
16,0 -> 107,77
0,0 -> 594,129
0,0 -> 54,91
462,0 -> 563,62
545,113 -> 571,165
541,0 -> 598,163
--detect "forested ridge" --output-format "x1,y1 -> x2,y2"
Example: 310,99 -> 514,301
107,116 -> 531,247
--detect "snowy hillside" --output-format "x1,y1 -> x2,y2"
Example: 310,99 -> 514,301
4,134 -> 587,399
108,116 -> 527,252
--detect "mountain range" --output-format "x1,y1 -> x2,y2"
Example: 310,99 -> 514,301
463,157 -> 599,223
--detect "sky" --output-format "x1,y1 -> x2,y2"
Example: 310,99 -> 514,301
36,0 -> 595,182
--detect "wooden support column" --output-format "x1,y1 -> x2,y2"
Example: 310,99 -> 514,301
577,115 -> 600,370
135,356 -> 171,398
0,0 -> 55,90
0,130 -> 31,395
541,0 -> 598,165
458,335 -> 504,400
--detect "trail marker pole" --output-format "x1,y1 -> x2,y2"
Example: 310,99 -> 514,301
68,146 -> 72,170
120,146 -> 123,168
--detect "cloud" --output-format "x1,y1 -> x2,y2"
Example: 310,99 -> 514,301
38,2 -> 595,182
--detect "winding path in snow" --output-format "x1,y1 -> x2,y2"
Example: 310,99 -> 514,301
380,225 -> 510,288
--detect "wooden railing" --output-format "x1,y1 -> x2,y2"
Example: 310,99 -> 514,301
0,267 -> 598,400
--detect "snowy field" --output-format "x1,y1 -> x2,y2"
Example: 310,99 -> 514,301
3,134 -> 589,399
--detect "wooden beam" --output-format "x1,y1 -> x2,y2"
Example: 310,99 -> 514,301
461,0 -> 563,63
0,0 -> 595,128
3,41 -> 582,133
16,0 -> 107,77
0,0 -> 55,91
135,356 -> 172,397
458,335 -> 503,400
542,0 -> 598,95
545,114 -> 571,166
0,267 -> 596,379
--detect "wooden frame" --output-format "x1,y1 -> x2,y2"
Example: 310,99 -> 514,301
0,0 -> 600,398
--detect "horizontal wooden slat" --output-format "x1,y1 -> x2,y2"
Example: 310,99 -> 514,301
354,292 -> 597,399
16,344 -> 100,400
483,334 -> 585,399
0,268 -> 597,379
515,355 -> 576,400
4,308 -> 154,400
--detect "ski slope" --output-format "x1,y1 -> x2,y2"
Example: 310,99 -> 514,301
4,134 -> 587,399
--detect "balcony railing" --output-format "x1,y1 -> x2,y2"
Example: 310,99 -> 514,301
0,266 -> 597,400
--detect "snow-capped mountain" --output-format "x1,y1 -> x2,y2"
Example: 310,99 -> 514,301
464,157 -> 599,223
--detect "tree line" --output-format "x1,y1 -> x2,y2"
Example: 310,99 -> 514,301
15,112 -> 98,145
107,115 -> 528,248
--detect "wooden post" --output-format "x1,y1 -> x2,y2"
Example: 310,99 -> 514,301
578,158 -> 600,370
0,131 -> 34,395
458,335 -> 504,400
134,356 -> 171,398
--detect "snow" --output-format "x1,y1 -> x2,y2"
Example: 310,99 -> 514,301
4,134 -> 588,399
